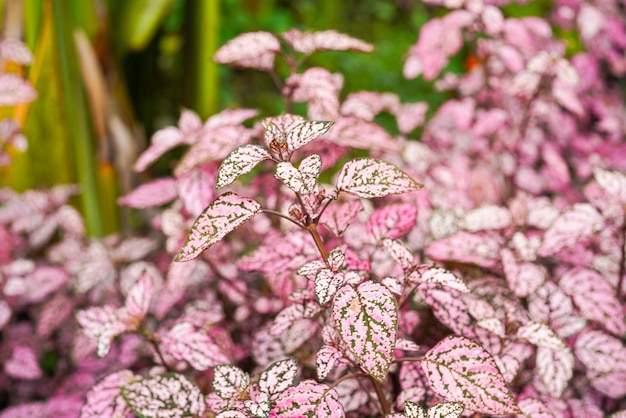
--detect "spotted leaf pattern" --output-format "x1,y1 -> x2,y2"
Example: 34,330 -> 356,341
270,380 -> 345,417
216,145 -> 272,189
315,269 -> 345,305
332,282 -> 398,382
316,345 -> 343,381
320,200 -> 363,236
258,358 -> 299,398
403,400 -> 464,418
422,335 -> 520,414
214,31 -> 280,71
575,329 -> 626,397
176,193 -> 262,261
367,203 -> 418,240
159,322 -> 229,371
121,373 -> 205,418
282,29 -> 373,54
415,267 -> 469,293
213,365 -> 250,400
535,346 -> 573,398
286,121 -> 334,152
515,321 -> 566,350
80,370 -> 135,418
76,305 -> 133,357
538,204 -> 603,256
336,158 -> 422,198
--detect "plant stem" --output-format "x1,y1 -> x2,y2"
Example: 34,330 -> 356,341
262,209 -> 305,228
306,223 -> 329,263
371,377 -> 391,415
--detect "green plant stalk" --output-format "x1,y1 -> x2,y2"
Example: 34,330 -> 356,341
53,0 -> 104,237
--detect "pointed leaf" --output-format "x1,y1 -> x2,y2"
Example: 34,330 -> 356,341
321,200 -> 363,236
258,358 -> 299,396
275,162 -> 306,194
427,401 -> 464,418
315,270 -> 344,305
367,203 -> 418,240
332,282 -> 398,382
337,158 -> 422,198
535,346 -> 573,398
559,268 -> 626,335
160,322 -> 229,370
282,29 -> 373,54
125,272 -> 153,320
213,365 -> 250,400
403,401 -> 426,418
118,178 -> 178,208
422,335 -> 520,414
298,153 -> 323,192
285,121 -> 333,152
316,345 -> 343,381
270,380 -> 345,417
327,248 -> 345,271
575,329 -> 626,374
538,204 -> 603,256
76,306 -> 133,357
516,322 -> 566,350
416,267 -> 469,293
296,259 -> 327,277
176,193 -> 262,261
4,345 -> 42,380
382,239 -> 414,270
214,31 -> 281,71
418,284 -> 476,338
216,145 -> 272,189
80,370 -> 135,418
121,374 -> 205,418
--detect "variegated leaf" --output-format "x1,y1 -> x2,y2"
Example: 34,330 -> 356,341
214,31 -> 280,71
383,239 -> 414,270
328,248 -> 345,271
575,329 -> 626,374
459,205 -> 512,232
594,167 -> 626,205
270,380 -> 345,417
296,259 -> 326,277
213,365 -> 250,400
403,401 -> 426,418
176,193 -> 262,261
501,248 -> 546,297
160,322 -> 229,371
422,335 -> 520,414
298,154 -> 323,192
245,394 -> 271,418
286,121 -> 334,152
538,204 -> 603,257
282,29 -> 373,54
535,346 -> 573,398
367,203 -> 418,241
336,158 -> 422,198
258,358 -> 299,396
516,322 -> 566,350
80,370 -> 135,418
418,284 -> 476,338
275,162 -> 306,194
216,145 -> 272,189
125,272 -> 153,321
416,267 -> 469,293
332,282 -> 398,382
315,270 -> 345,305
76,306 -> 133,357
216,411 -> 248,418
425,401 -> 464,418
269,302 -> 322,336
559,268 -> 626,335
4,345 -> 41,380
121,374 -> 205,418
425,231 -> 502,269
321,200 -> 363,237
316,345 -> 343,381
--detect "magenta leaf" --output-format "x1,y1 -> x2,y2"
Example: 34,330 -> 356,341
4,345 -> 42,380
282,29 -> 373,54
176,192 -> 262,261
117,178 -> 178,208
535,346 -> 573,398
270,380 -> 345,417
316,345 -> 343,381
367,203 -> 418,240
213,365 -> 250,400
332,281 -> 398,382
538,204 -> 603,257
121,373 -> 205,418
216,145 -> 272,189
125,272 -> 153,321
160,322 -> 229,370
594,167 -> 626,205
258,358 -> 299,397
214,31 -> 281,71
422,335 -> 520,414
320,200 -> 363,236
336,158 -> 422,198
559,268 -> 626,335
285,121 -> 333,152
79,370 -> 135,418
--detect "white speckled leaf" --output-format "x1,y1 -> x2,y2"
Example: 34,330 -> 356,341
427,401 -> 464,418
160,322 -> 229,371
315,269 -> 344,305
535,346 -> 573,398
286,121 -> 334,152
594,167 -> 626,205
422,335 -> 520,414
418,267 -> 469,293
516,322 -> 566,350
176,193 -> 262,261
336,158 -> 422,198
299,154 -> 323,192
316,345 -> 343,381
271,380 -> 345,417
258,358 -> 299,396
213,365 -> 249,400
332,282 -> 398,382
216,145 -> 272,189
538,204 -> 603,257
80,370 -> 135,418
121,373 -> 205,418
382,239 -> 414,270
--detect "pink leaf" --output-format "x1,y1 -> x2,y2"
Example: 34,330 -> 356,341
160,322 -> 229,370
329,117 -> 401,152
415,267 -> 469,293
0,300 -> 11,330
419,284 -> 476,338
263,114 -> 306,146
176,192 -> 262,261
337,158 -> 422,198
4,345 -> 42,380
76,306 -> 133,357
0,402 -> 46,418
216,145 -> 271,189
36,293 -> 73,338
296,259 -> 327,277
459,205 -> 512,232
559,268 -> 626,335
79,370 -> 135,418
320,199 -> 363,236
422,335 -> 520,414
269,302 -> 322,336
501,249 -> 546,297
594,167 -> 626,205
382,239 -> 414,270
575,329 -> 626,374
0,38 -> 34,64
332,282 -> 398,382
258,357 -> 299,396
282,318 -> 319,354
134,127 -> 185,172
270,380 -> 345,417
23,266 -> 69,303
212,365 -> 250,400
117,178 -> 178,208
394,102 -> 429,134
121,374 -> 206,417
535,346 -> 573,398
177,164 -> 218,217
315,269 -> 345,305
282,29 -> 373,54
426,231 -> 502,268
0,73 -> 37,105
538,204 -> 603,257
125,272 -> 153,320
367,203 -> 418,240
286,121 -> 334,152
239,230 -> 318,274
286,68 -> 343,120
214,31 -> 281,71
516,322 -> 566,350
316,345 -> 343,381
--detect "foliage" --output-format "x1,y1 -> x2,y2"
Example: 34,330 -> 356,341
1,0 -> 626,417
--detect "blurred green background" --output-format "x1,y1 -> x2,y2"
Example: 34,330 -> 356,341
0,0 -> 550,236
